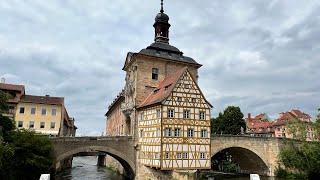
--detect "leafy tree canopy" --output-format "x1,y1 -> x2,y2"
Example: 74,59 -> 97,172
277,107 -> 320,179
0,90 -> 54,179
211,106 -> 246,135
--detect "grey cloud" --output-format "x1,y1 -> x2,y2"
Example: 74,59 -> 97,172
1,0 -> 320,135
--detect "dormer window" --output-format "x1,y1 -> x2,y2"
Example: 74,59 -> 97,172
152,68 -> 159,80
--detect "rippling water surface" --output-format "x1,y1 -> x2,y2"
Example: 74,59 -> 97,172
54,156 -> 124,180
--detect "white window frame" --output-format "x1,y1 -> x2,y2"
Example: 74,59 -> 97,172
165,128 -> 172,137
200,111 -> 205,120
201,129 -> 208,138
18,121 -> 23,128
188,128 -> 194,137
152,68 -> 159,80
183,110 -> 190,119
182,152 -> 188,159
19,107 -> 25,114
156,109 -> 161,118
30,107 -> 36,115
52,108 -> 57,116
174,128 -> 181,137
29,121 -> 34,129
41,108 -> 46,115
168,109 -> 174,118
165,152 -> 170,159
40,122 -> 45,129
177,153 -> 182,159
200,152 -> 206,159
50,122 -> 56,129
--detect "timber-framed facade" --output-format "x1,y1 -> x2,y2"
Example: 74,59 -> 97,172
137,68 -> 212,169
105,0 -> 213,172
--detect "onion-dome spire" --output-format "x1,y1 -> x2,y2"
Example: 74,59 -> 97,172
153,0 -> 171,44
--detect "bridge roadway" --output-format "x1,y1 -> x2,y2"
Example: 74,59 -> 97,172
51,135 -> 289,179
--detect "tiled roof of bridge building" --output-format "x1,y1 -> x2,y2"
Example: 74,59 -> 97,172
138,67 -> 187,109
21,95 -> 64,105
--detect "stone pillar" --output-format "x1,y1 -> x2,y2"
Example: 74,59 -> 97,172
97,155 -> 106,167
56,156 -> 73,172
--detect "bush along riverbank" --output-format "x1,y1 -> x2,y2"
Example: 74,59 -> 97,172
276,109 -> 320,180
0,90 -> 54,180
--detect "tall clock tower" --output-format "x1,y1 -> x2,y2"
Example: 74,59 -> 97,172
121,1 -> 203,138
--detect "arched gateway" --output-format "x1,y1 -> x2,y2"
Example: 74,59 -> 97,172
51,136 -> 136,179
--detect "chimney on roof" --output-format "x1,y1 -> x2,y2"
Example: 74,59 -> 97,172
0,78 -> 5,83
248,113 -> 251,120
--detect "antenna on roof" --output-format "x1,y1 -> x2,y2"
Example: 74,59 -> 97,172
0,77 -> 5,83
160,0 -> 164,13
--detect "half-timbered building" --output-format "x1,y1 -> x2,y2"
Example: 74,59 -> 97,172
137,67 -> 212,169
105,0 -> 212,172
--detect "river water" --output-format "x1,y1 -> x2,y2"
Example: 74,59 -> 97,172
54,157 -> 282,180
54,156 -> 124,180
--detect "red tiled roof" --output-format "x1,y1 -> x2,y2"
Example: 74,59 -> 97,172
272,119 -> 288,126
20,95 -> 64,105
138,67 -> 188,108
247,119 -> 273,129
0,83 -> 25,92
291,109 -> 311,119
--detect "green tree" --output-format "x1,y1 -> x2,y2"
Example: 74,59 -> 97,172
0,90 -> 54,180
287,118 -> 308,141
211,106 -> 246,135
277,108 -> 320,179
0,90 -> 15,139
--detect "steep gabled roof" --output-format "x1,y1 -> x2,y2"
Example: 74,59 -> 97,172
138,67 -> 212,109
138,67 -> 187,109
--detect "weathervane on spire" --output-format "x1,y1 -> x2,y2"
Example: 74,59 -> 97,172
160,0 -> 164,13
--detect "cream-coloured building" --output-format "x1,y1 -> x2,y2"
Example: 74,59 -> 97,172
0,82 -> 76,137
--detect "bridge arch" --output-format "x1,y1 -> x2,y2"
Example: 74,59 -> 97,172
51,137 -> 136,179
210,136 -> 282,176
211,146 -> 269,175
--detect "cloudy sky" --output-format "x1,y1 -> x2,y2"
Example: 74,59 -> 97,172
1,0 -> 319,135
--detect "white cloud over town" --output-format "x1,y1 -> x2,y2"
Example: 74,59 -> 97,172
1,0 -> 319,135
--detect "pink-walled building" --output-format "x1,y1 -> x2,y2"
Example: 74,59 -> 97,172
246,109 -> 315,141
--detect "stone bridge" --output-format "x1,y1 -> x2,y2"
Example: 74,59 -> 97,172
51,136 -> 136,179
51,135 -> 290,179
211,135 -> 287,176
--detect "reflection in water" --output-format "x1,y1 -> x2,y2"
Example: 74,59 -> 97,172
54,156 -> 124,180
